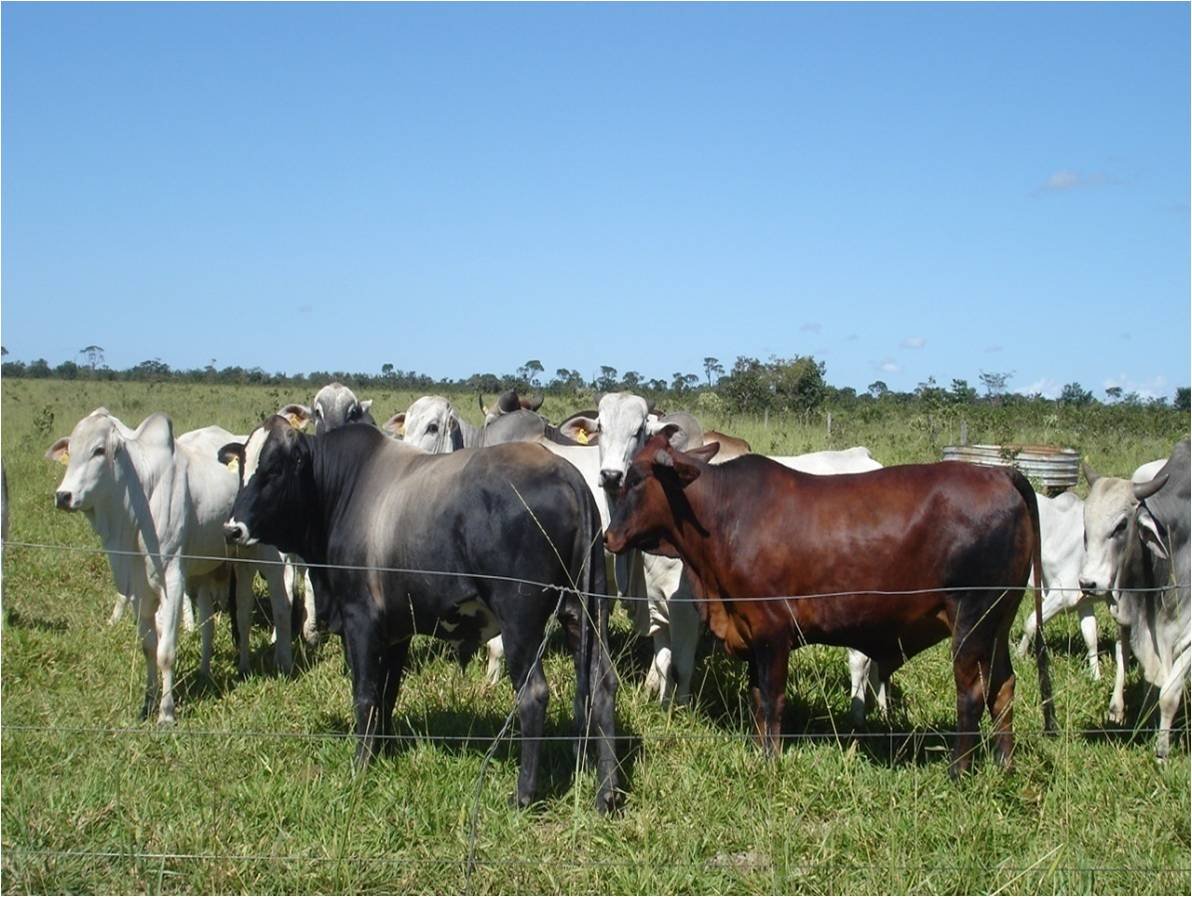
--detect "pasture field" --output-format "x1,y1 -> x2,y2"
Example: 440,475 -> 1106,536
2,379 -> 1189,894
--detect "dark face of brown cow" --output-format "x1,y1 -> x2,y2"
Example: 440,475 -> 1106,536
604,429 -> 718,556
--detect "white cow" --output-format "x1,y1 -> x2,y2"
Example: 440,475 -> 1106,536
1015,492 -> 1098,674
1079,455 -> 1170,726
47,409 -> 294,723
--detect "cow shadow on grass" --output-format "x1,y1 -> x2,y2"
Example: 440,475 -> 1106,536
683,644 -> 1001,772
1079,680 -> 1189,753
4,608 -> 69,633
312,705 -> 642,808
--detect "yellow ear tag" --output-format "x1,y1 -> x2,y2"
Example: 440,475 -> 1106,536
286,414 -> 304,429
575,430 -> 589,445
59,451 -> 71,465
226,457 -> 240,472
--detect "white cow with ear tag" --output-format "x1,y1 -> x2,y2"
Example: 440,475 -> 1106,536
47,408 -> 294,723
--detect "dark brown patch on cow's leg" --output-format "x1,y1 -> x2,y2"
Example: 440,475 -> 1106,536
379,639 -> 411,755
985,641 -> 1016,769
950,646 -> 986,779
752,641 -> 789,757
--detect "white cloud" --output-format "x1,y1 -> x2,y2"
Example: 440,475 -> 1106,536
1016,378 -> 1062,399
877,357 -> 901,374
1036,169 -> 1113,194
1103,373 -> 1170,400
800,322 -> 822,333
900,336 -> 926,350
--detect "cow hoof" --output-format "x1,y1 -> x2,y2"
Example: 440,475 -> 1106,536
1108,707 -> 1125,725
596,789 -> 621,815
508,792 -> 537,811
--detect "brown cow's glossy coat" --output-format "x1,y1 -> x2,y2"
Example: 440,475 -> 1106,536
605,432 -> 1057,775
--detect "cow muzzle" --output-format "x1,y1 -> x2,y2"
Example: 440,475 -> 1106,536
599,469 -> 623,490
55,491 -> 76,511
223,521 -> 253,545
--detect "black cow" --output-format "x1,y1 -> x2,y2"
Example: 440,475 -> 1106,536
219,416 -> 619,812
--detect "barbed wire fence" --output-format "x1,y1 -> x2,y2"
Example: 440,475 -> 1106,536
2,537 -> 1189,891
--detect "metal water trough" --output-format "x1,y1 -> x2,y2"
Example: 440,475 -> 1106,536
941,443 -> 1080,493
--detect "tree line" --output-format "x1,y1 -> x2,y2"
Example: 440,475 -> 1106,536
1,345 -> 1188,414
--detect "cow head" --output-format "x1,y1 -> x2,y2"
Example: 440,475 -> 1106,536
46,408 -> 171,512
480,389 -> 544,425
1079,462 -> 1148,599
222,415 -> 311,551
595,393 -> 662,491
305,382 -> 374,435
399,396 -> 463,453
604,426 -> 720,556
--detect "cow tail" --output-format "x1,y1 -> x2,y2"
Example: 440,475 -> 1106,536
1009,470 -> 1057,735
577,499 -> 609,754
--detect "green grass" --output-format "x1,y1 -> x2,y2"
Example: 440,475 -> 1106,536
3,380 -> 1189,894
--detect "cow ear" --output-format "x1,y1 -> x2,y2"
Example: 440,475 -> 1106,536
525,394 -> 544,412
359,399 -> 373,414
560,415 -> 599,446
498,390 -> 520,413
655,423 -> 682,445
1082,461 -> 1100,486
653,447 -> 701,485
449,416 -> 464,451
218,442 -> 245,472
383,413 -> 406,437
279,403 -> 312,430
46,437 -> 71,464
688,442 -> 720,464
1136,506 -> 1170,560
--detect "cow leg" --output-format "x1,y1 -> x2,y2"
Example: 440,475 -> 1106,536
136,595 -> 159,721
259,560 -> 294,675
950,645 -> 987,778
379,639 -> 410,754
1017,587 -> 1065,657
1077,604 -> 1101,680
154,566 -> 186,725
234,566 -> 254,677
984,640 -> 1016,769
669,596 -> 700,706
484,636 -> 505,687
195,585 -> 216,679
750,642 -> 789,757
649,640 -> 672,703
587,611 -> 620,814
110,592 -> 132,625
503,630 -> 551,809
301,568 -> 319,647
848,650 -> 872,726
343,620 -> 384,768
1155,652 -> 1190,760
1109,623 -> 1131,724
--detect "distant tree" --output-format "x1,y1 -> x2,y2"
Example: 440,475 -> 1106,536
55,360 -> 80,380
80,345 -> 105,372
867,380 -> 889,399
1059,382 -> 1093,405
703,356 -> 724,386
950,378 -> 978,404
517,359 -> 544,387
646,378 -> 668,393
622,370 -> 642,390
596,366 -> 619,392
27,357 -> 51,378
1176,387 -> 1190,412
978,370 -> 1012,399
1,346 -> 7,357
381,363 -> 395,379
1104,386 -> 1123,403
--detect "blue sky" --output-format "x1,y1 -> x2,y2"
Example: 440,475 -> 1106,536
3,3 -> 1189,398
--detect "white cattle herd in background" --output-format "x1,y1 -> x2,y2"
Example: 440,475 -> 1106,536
36,381 -> 1191,804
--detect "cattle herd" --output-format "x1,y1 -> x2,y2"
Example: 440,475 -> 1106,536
41,382 -> 1190,811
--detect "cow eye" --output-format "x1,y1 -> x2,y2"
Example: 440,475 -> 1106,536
427,423 -> 438,434
1112,518 -> 1128,537
92,446 -> 105,458
347,405 -> 360,420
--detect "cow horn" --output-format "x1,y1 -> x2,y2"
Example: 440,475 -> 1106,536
1133,472 -> 1169,501
1082,461 -> 1100,486
477,393 -> 486,414
524,394 -> 544,412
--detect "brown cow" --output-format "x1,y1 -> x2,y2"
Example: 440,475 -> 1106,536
604,428 -> 1057,776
